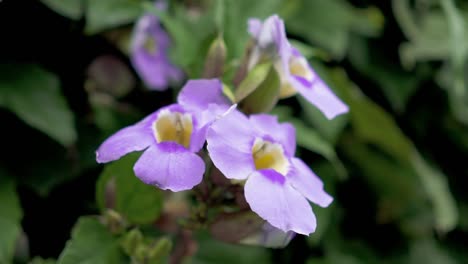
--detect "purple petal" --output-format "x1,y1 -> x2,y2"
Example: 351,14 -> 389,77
248,18 -> 262,37
207,110 -> 256,180
287,158 -> 333,207
96,113 -> 155,163
292,73 -> 348,120
249,114 -> 296,156
131,13 -> 183,91
177,79 -> 229,112
133,142 -> 205,191
244,169 -> 316,235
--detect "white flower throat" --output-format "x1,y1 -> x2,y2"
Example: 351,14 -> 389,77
153,110 -> 193,148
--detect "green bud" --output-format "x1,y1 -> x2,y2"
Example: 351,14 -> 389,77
234,62 -> 271,103
134,244 -> 148,263
240,65 -> 281,114
102,209 -> 126,234
202,36 -> 227,78
120,228 -> 144,255
147,237 -> 173,262
222,83 -> 235,103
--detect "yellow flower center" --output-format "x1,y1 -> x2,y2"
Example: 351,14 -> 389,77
143,35 -> 158,55
252,138 -> 289,175
279,56 -> 314,98
153,110 -> 193,148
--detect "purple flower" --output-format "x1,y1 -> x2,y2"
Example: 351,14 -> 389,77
96,79 -> 231,191
248,15 -> 348,119
206,110 -> 333,235
131,5 -> 183,91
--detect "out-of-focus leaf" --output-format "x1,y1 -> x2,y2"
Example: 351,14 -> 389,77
40,0 -> 84,20
459,202 -> 468,231
348,36 -> 427,113
85,0 -> 143,35
293,120 -> 347,179
96,153 -> 163,225
0,64 -> 76,146
409,239 -> 457,264
286,0 -> 383,59
57,217 -> 127,264
0,174 -> 23,264
330,67 -> 458,232
341,139 -> 427,226
30,257 -> 56,264
411,153 -> 458,232
190,232 -> 272,264
330,68 -> 413,162
393,0 -> 468,123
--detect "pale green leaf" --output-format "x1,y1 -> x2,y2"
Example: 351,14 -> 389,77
411,153 -> 458,232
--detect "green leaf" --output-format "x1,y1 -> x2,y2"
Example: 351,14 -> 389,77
411,153 -> 458,232
96,153 -> 163,225
57,217 -> 127,264
348,36 -> 426,113
293,120 -> 347,179
409,239 -> 457,264
85,0 -> 143,35
40,0 -> 84,20
330,67 -> 458,232
286,0 -> 383,59
330,68 -> 413,162
191,232 -> 272,264
241,65 -> 280,114
341,140 -> 433,233
30,257 -> 56,264
0,64 -> 76,146
235,63 -> 272,102
0,174 -> 23,264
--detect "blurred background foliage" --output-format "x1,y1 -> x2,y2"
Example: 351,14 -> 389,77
1,0 -> 468,263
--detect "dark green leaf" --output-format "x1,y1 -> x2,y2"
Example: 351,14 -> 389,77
293,120 -> 347,179
0,64 -> 76,146
0,173 -> 23,264
286,0 -> 383,58
57,217 -> 127,264
40,0 -> 84,19
191,232 -> 272,264
96,153 -> 163,225
85,0 -> 143,35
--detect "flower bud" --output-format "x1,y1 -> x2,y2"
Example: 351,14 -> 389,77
203,36 -> 227,78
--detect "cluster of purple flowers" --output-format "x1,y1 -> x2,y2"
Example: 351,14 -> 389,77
97,14 -> 348,236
